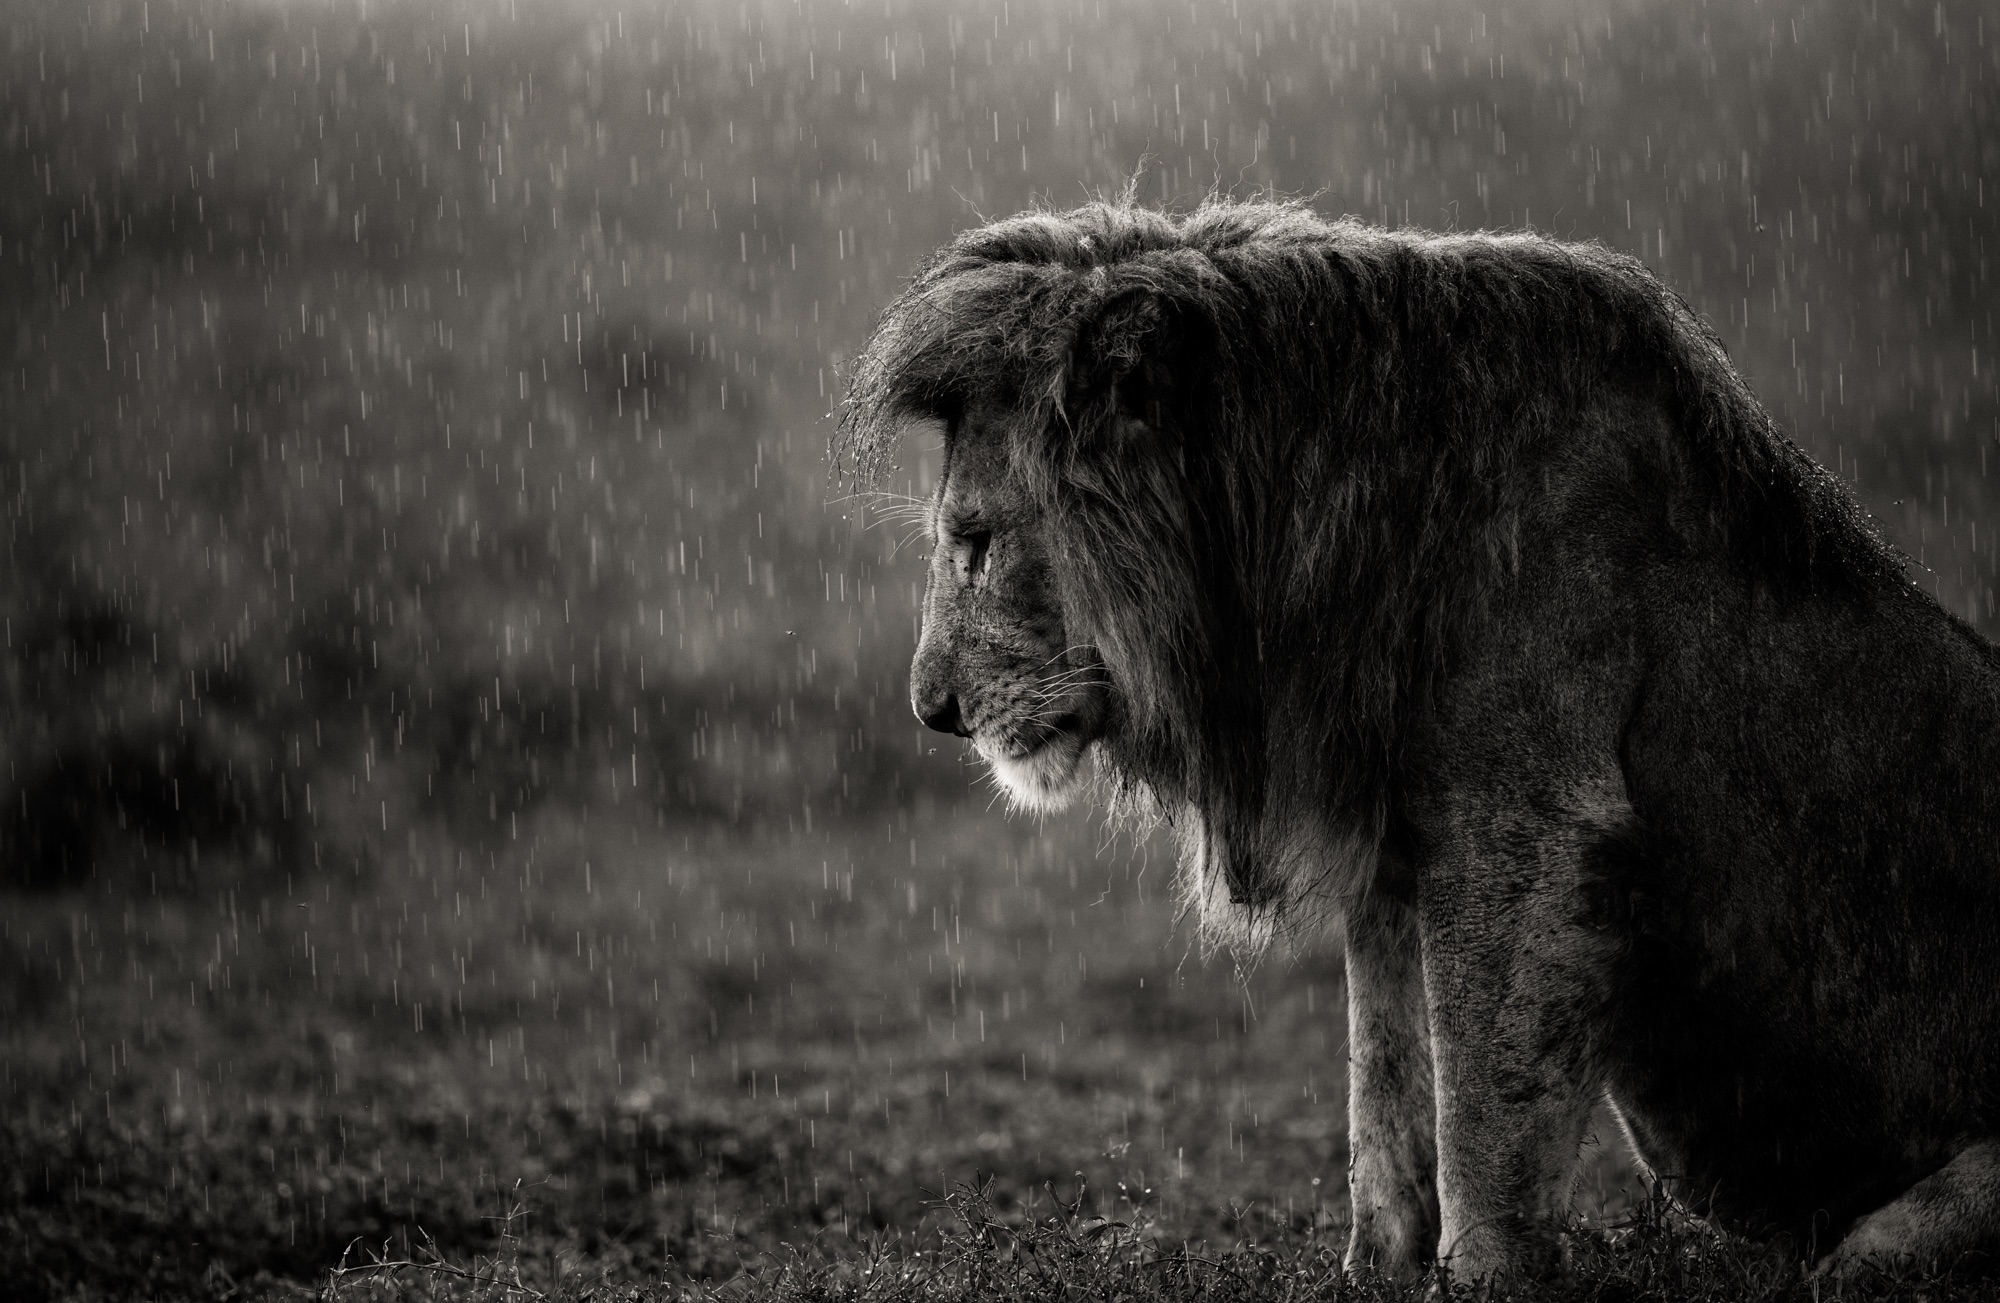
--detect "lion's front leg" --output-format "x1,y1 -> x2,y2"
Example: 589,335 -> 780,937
1343,887 -> 1439,1281
1418,830 -> 1615,1288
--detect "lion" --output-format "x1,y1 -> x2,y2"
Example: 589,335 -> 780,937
837,197 -> 2000,1288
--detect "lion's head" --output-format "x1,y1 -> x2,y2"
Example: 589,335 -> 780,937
839,198 -> 1882,947
903,402 -> 1113,813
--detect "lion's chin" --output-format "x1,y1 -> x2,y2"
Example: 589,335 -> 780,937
979,731 -> 1090,813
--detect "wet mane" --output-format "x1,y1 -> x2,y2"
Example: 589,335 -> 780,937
839,197 -> 1892,945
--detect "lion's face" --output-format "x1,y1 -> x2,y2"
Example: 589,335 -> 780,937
908,407 -> 1109,810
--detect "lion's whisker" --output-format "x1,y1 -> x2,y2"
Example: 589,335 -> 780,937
885,524 -> 933,560
1031,645 -> 1102,671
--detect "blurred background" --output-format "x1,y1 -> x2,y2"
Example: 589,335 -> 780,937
0,0 -> 1992,1295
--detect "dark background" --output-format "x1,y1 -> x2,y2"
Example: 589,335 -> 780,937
0,0 -> 1993,1295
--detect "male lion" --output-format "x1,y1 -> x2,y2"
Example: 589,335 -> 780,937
838,199 -> 2000,1287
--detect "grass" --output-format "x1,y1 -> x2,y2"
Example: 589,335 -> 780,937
12,808 -> 1995,1303
0,807 -> 1374,1300
310,1182 -> 1980,1303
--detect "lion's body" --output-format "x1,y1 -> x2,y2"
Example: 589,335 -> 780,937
842,199 -> 2000,1284
1594,551 -> 2000,1240
1410,389 -> 2000,1251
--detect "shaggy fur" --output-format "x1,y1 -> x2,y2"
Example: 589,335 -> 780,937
841,198 -> 2000,1285
841,198 -> 1883,930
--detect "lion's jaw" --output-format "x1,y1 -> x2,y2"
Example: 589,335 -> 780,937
977,725 -> 1093,812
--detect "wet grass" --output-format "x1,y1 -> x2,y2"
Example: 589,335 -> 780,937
0,808 -> 1375,1300
13,809 -> 1989,1303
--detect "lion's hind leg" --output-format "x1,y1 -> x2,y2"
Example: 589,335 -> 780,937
1824,1140 -> 2000,1281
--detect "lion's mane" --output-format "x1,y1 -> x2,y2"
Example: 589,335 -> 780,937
839,198 -> 1892,946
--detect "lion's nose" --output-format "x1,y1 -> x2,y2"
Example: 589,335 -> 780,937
917,693 -> 973,738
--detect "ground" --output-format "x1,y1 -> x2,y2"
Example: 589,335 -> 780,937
1,808 -> 1372,1299
9,810 -> 1993,1302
